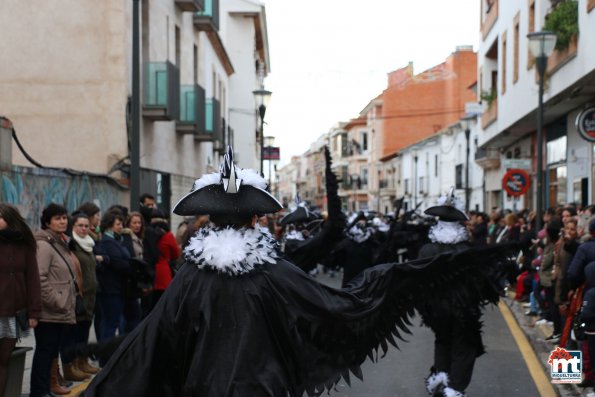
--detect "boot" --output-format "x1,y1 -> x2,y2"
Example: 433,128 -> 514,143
55,359 -> 73,388
63,361 -> 91,382
50,359 -> 71,395
76,356 -> 100,375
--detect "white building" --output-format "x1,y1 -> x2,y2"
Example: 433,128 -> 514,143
477,0 -> 595,210
399,117 -> 485,213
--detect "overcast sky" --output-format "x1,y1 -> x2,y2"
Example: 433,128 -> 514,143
263,0 -> 480,165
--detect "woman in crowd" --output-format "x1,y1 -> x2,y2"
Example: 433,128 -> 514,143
149,209 -> 180,307
31,204 -> 78,397
95,211 -> 131,343
553,218 -> 580,345
538,219 -> 563,333
76,202 -> 101,242
120,211 -> 146,333
0,204 -> 41,396
62,212 -> 100,377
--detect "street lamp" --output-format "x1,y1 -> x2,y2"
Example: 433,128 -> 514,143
527,31 -> 557,232
264,135 -> 275,188
413,149 -> 418,208
253,88 -> 272,174
460,115 -> 476,213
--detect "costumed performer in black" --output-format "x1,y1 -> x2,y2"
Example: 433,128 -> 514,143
417,188 -> 482,397
84,147 -> 508,397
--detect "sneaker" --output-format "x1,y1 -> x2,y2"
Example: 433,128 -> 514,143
535,319 -> 552,325
525,310 -> 538,316
522,302 -> 532,308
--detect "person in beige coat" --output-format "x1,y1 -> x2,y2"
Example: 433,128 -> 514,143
30,203 -> 78,397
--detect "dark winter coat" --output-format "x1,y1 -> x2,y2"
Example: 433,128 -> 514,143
0,230 -> 42,319
70,239 -> 98,321
567,239 -> 595,329
95,234 -> 132,296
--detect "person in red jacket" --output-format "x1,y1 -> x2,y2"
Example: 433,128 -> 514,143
149,209 -> 180,307
0,204 -> 41,396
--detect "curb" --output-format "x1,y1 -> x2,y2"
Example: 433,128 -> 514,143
503,291 -> 584,397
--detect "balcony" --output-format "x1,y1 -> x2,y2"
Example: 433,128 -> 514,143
143,62 -> 180,121
175,0 -> 204,12
481,0 -> 498,39
481,100 -> 498,129
475,147 -> 501,169
379,179 -> 396,196
195,98 -> 220,142
214,118 -> 225,154
176,84 -> 206,135
194,0 -> 219,32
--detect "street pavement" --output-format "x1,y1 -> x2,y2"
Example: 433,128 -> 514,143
12,268 -> 595,396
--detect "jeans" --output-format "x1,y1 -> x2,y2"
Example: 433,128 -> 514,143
97,293 -> 125,342
60,321 -> 92,364
30,322 -> 65,397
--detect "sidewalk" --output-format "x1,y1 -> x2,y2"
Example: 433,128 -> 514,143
503,292 -> 590,397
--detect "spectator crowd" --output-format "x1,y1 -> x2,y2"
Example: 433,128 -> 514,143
0,195 -> 594,396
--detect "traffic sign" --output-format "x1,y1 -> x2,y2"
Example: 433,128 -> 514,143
502,169 -> 531,197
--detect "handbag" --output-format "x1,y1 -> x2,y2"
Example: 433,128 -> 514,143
15,308 -> 28,331
48,240 -> 86,316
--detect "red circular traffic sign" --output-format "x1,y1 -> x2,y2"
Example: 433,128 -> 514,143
502,169 -> 531,196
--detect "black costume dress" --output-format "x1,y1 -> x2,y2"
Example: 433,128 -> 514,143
84,224 -> 507,397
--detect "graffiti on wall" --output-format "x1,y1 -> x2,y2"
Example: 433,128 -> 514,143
1,166 -> 125,229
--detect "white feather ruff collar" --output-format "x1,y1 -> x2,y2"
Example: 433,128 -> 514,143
428,221 -> 468,244
184,226 -> 279,275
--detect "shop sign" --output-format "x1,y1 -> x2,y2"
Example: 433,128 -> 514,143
575,107 -> 595,143
502,169 -> 531,197
502,159 -> 531,170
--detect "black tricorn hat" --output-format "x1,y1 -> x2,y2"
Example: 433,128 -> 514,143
173,146 -> 283,217
424,187 -> 468,222
279,205 -> 320,226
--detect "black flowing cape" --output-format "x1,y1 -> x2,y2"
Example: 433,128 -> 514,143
84,244 -> 512,397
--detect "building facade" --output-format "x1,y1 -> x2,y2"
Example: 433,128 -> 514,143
0,0 -> 269,223
477,0 -> 595,210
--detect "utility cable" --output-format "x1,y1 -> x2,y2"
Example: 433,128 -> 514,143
10,126 -> 128,190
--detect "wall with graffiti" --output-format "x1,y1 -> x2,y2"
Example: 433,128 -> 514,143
1,166 -> 127,229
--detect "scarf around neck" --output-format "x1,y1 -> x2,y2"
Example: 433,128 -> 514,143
72,232 -> 95,253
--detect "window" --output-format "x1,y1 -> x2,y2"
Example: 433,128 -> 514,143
361,168 -> 368,187
547,136 -> 567,164
404,179 -> 410,194
501,31 -> 507,94
527,0 -> 536,69
175,26 -> 181,67
419,176 -> 425,193
193,45 -> 198,84
513,13 -> 520,83
361,131 -> 368,151
435,154 -> 438,176
455,164 -> 463,189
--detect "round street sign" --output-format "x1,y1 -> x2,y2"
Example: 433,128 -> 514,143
576,107 -> 595,143
502,169 -> 531,197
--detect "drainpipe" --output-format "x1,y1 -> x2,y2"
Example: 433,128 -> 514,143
0,117 -> 13,170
